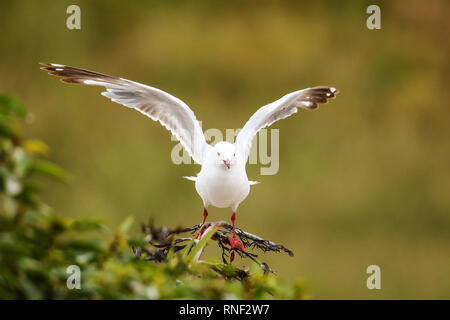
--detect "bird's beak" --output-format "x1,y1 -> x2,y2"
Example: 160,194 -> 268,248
223,159 -> 231,169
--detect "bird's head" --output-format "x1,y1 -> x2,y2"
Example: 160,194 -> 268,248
212,141 -> 236,170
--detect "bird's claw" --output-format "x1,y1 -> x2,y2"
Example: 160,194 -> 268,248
230,251 -> 235,263
227,236 -> 245,252
228,237 -> 244,263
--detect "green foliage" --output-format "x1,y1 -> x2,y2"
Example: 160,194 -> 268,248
0,95 -> 307,300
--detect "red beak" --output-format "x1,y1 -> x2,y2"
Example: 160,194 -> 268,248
223,159 -> 231,169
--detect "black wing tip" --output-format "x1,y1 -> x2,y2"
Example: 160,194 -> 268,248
39,63 -> 119,84
299,86 -> 339,110
39,63 -> 86,85
314,86 -> 339,101
39,62 -> 64,69
326,87 -> 339,100
39,62 -> 65,74
309,86 -> 339,96
330,87 -> 339,96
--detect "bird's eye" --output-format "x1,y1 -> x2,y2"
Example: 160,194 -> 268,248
233,153 -> 236,157
217,152 -> 220,156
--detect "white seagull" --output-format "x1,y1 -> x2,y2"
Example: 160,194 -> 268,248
40,62 -> 339,256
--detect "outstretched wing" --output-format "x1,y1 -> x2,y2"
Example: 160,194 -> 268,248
40,63 -> 210,164
235,86 -> 339,162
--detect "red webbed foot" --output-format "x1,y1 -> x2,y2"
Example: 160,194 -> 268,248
228,237 -> 245,263
227,236 -> 245,252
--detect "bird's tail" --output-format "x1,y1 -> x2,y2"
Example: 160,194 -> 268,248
183,176 -> 197,182
249,180 -> 260,186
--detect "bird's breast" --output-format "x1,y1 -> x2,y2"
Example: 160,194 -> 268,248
195,165 -> 250,209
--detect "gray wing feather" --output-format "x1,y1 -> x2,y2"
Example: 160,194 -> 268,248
40,62 -> 210,164
235,87 -> 339,162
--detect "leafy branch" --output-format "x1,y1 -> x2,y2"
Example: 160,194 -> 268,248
0,94 -> 307,300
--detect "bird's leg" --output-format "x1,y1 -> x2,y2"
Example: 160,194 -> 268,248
196,208 -> 208,240
227,211 -> 245,259
201,207 -> 208,226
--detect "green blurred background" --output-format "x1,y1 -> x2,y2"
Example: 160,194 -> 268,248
1,0 -> 449,299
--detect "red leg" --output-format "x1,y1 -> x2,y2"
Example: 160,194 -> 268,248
196,208 -> 208,240
201,207 -> 208,226
227,211 -> 245,256
231,212 -> 236,237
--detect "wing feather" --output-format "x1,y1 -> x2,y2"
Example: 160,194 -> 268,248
40,62 -> 210,164
235,86 -> 339,162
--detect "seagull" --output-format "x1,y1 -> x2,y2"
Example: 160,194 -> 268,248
40,62 -> 339,258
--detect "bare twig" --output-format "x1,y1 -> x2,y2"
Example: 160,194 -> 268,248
177,221 -> 294,257
133,219 -> 293,275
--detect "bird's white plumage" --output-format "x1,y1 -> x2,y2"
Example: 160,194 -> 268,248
235,87 -> 336,162
40,63 -> 338,214
46,64 -> 209,165
99,83 -> 211,164
195,142 -> 249,211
